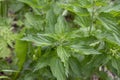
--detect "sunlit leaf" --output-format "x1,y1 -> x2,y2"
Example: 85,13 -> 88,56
57,46 -> 70,76
15,39 -> 28,70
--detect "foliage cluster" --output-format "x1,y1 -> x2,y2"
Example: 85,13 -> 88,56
0,0 -> 120,80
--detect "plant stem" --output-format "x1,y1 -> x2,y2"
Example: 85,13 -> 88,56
89,0 -> 95,35
0,0 -> 8,18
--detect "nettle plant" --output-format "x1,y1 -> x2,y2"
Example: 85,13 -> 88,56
15,0 -> 120,80
1,0 -> 120,80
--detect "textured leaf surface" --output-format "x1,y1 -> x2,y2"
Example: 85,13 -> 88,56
50,57 -> 66,80
22,35 -> 52,46
71,45 -> 101,55
55,16 -> 69,34
57,46 -> 70,76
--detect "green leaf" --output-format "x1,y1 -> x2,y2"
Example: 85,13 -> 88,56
55,16 -> 69,34
57,46 -> 70,63
34,55 -> 50,72
113,33 -> 120,44
50,57 -> 66,80
25,12 -> 43,30
0,18 -> 15,58
97,13 -> 119,32
95,31 -> 120,46
89,54 -> 110,67
18,0 -> 41,9
22,34 -> 52,46
80,48 -> 101,55
0,76 -> 9,79
71,45 -> 101,55
69,57 -> 81,77
0,40 -> 11,58
15,40 -> 28,70
57,46 -> 70,76
99,4 -> 120,13
61,3 -> 90,16
74,15 -> 91,27
46,8 -> 57,33
2,69 -> 18,73
110,58 -> 120,76
9,1 -> 24,13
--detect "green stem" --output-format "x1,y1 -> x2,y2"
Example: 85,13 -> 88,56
0,0 -> 8,18
0,1 -> 2,17
4,0 -> 7,18
1,0 -> 3,17
89,0 -> 95,35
